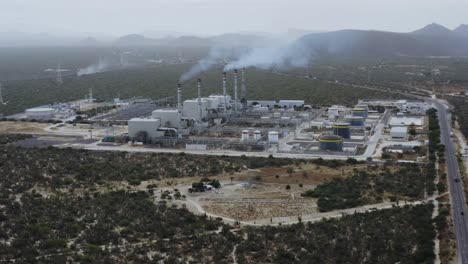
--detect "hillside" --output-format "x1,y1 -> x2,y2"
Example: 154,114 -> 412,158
297,23 -> 468,58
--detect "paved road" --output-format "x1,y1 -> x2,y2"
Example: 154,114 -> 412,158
274,71 -> 468,263
434,101 -> 468,264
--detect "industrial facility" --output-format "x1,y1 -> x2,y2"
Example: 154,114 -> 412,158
5,68 -> 431,160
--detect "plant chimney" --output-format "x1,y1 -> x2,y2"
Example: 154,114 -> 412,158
223,72 -> 227,112
177,82 -> 182,115
234,69 -> 238,113
197,78 -> 203,122
241,67 -> 247,110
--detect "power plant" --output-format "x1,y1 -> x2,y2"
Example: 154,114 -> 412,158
5,66 -> 430,159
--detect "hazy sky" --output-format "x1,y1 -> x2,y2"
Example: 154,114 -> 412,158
1,0 -> 467,36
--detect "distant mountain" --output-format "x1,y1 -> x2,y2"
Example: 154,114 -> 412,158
411,23 -> 453,36
454,24 -> 468,37
78,37 -> 100,46
114,34 -> 157,46
297,23 -> 468,58
209,33 -> 269,47
169,36 -> 212,46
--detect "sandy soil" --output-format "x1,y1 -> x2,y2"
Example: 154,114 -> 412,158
0,121 -> 49,133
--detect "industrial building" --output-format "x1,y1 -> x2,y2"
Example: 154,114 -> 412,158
152,109 -> 181,128
390,126 -> 408,140
278,100 -> 305,108
319,134 -> 344,151
128,118 -> 164,142
247,100 -> 305,109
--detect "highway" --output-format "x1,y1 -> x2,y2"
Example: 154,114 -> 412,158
268,70 -> 468,262
434,100 -> 468,264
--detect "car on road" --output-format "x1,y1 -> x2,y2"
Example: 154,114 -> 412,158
455,177 -> 461,182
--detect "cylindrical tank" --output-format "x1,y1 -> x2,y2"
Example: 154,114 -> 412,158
25,107 -> 55,119
241,130 -> 249,141
319,134 -> 344,151
333,122 -> 351,139
355,104 -> 369,118
254,130 -> 262,141
268,131 -> 279,143
346,116 -> 364,126
352,108 -> 366,118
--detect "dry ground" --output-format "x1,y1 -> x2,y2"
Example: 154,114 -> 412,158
0,121 -> 48,133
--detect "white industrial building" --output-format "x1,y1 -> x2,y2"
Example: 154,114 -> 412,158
152,109 -> 181,128
248,100 -> 276,108
208,95 -> 231,109
128,118 -> 164,141
247,100 -> 304,109
183,99 -> 209,122
390,126 -> 408,140
25,107 -> 55,119
278,100 -> 304,108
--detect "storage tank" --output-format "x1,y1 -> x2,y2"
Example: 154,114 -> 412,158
319,134 -> 344,151
352,108 -> 366,118
333,122 -> 351,139
268,131 -> 279,143
26,107 -> 55,119
355,104 -> 369,118
253,130 -> 262,141
346,116 -> 365,126
241,130 -> 250,141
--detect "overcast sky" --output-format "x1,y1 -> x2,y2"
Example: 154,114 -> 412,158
1,0 -> 467,36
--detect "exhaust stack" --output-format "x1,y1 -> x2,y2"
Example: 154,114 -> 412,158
234,69 -> 238,113
177,83 -> 182,115
241,67 -> 247,110
197,78 -> 203,122
223,72 -> 227,112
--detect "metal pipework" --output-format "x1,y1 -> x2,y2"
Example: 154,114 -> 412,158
234,69 -> 238,113
223,72 -> 227,112
197,78 -> 203,122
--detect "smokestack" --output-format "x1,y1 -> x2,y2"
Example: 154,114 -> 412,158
234,69 -> 238,113
177,82 -> 182,115
197,78 -> 203,122
223,72 -> 227,112
89,88 -> 93,103
241,67 -> 247,110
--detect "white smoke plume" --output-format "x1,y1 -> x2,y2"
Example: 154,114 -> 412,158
224,40 -> 311,71
179,46 -> 234,83
179,38 -> 314,81
77,59 -> 110,76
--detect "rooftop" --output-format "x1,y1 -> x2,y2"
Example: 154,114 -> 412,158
129,117 -> 160,122
390,126 -> 408,133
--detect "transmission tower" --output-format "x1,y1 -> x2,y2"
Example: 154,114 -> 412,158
56,63 -> 63,85
0,83 -> 3,104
